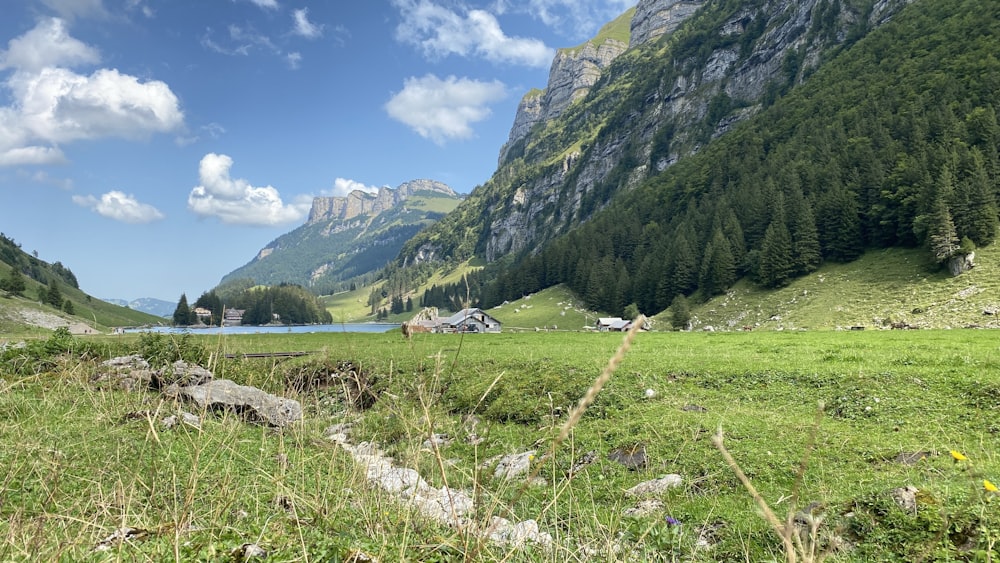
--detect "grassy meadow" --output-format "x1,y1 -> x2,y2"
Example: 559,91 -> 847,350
2,327 -> 999,561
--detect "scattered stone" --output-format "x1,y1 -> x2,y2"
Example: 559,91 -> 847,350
623,499 -> 664,517
92,527 -> 150,552
232,543 -> 267,561
487,517 -> 553,548
643,388 -> 656,399
624,474 -> 683,497
93,355 -> 153,391
179,379 -> 302,427
152,360 -> 214,390
569,450 -> 598,476
695,520 -> 726,550
890,485 -> 919,514
423,433 -> 452,449
493,451 -> 536,480
681,404 -> 707,412
608,444 -> 648,471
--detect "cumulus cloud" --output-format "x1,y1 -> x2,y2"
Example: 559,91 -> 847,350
286,51 -> 302,69
330,178 -> 382,197
188,153 -> 310,226
0,17 -> 99,72
73,191 -> 165,223
386,74 -> 507,144
292,8 -> 323,39
393,0 -> 553,67
0,18 -> 184,167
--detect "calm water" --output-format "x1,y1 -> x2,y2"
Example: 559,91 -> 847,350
124,323 -> 400,335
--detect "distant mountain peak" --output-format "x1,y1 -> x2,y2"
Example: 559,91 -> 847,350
307,179 -> 456,225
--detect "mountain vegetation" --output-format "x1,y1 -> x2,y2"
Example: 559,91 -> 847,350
386,0 -> 1000,320
220,183 -> 461,295
0,233 -> 164,332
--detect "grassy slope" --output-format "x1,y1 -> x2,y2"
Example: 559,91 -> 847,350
0,262 -> 166,337
2,328 -> 999,560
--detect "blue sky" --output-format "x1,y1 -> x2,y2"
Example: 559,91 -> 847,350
0,0 -> 635,302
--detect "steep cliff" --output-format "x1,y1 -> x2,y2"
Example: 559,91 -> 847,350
307,179 -> 456,225
401,0 -> 913,266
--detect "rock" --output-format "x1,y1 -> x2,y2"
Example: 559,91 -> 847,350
423,433 -> 452,449
894,451 -> 932,465
630,0 -> 707,48
570,450 -> 598,476
232,543 -> 267,560
179,379 -> 302,427
890,485 -> 919,514
494,451 -> 536,480
608,444 -> 648,471
487,517 -> 553,548
153,360 -> 213,390
93,355 -> 154,391
625,474 -> 683,497
682,404 -> 708,412
623,499 -> 665,517
948,252 -> 975,276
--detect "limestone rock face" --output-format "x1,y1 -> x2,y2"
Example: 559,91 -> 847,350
499,40 -> 627,164
307,179 -> 455,225
630,0 -> 707,47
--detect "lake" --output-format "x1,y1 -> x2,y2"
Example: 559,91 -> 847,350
124,323 -> 400,335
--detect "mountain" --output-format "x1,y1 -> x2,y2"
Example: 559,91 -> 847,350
0,232 -> 165,332
102,297 -> 176,318
220,179 -> 461,293
388,0 -> 1000,318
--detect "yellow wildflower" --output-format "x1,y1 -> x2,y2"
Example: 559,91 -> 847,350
985,479 -> 999,493
950,450 -> 968,462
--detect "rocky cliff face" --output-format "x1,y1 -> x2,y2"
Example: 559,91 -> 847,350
630,0 -> 707,47
476,0 -> 913,262
307,179 -> 455,225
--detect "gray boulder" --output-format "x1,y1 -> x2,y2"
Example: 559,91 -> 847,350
180,379 -> 302,427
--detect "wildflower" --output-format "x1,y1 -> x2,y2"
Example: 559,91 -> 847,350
664,516 -> 681,526
985,479 -> 998,493
950,450 -> 968,462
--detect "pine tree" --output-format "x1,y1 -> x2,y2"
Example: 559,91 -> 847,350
62,299 -> 74,315
816,187 -> 863,261
173,293 -> 192,326
699,228 -> 736,296
758,220 -> 795,288
953,151 -> 999,246
0,268 -> 26,296
928,190 -> 960,263
670,294 -> 691,331
45,280 -> 63,308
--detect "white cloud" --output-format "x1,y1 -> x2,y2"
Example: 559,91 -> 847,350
292,8 -> 323,39
73,191 -> 165,223
246,0 -> 279,9
286,52 -> 302,69
0,17 -> 99,72
385,74 -> 507,144
393,0 -> 553,67
0,18 -> 184,167
330,178 -> 382,197
188,153 -> 309,226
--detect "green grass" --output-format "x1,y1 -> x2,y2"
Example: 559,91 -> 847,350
3,327 -> 1000,561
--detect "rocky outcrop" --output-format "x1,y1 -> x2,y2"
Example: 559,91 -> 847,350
499,39 -> 627,164
630,0 -> 707,47
180,379 -> 302,427
307,179 -> 455,225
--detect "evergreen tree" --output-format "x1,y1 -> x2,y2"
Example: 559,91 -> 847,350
758,220 -> 795,288
787,187 -> 822,274
405,296 -> 413,312
670,294 -> 691,331
816,187 -> 863,261
699,228 -> 736,296
953,151 -> 999,246
62,299 -> 74,315
0,268 -> 26,296
173,293 -> 192,326
45,280 -> 63,308
928,189 -> 960,263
